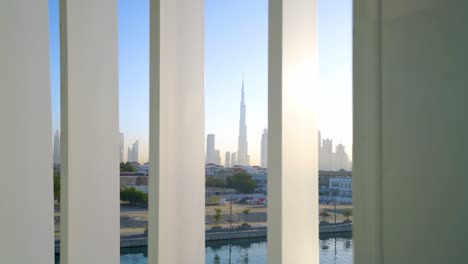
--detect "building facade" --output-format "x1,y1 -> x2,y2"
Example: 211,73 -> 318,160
319,176 -> 352,203
206,134 -> 221,165
225,151 -> 231,167
231,152 -> 237,166
128,140 -> 139,163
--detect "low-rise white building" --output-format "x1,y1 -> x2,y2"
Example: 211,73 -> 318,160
320,176 -> 352,203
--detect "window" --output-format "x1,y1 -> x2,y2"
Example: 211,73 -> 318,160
205,0 -> 269,260
318,0 -> 353,262
118,1 -> 150,262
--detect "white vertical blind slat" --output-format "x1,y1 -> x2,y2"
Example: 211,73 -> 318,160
268,0 -> 320,263
60,0 -> 120,263
0,1 -> 54,263
148,0 -> 205,263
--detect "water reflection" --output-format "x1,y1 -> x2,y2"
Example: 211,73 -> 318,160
56,234 -> 353,264
319,233 -> 353,264
206,237 -> 266,264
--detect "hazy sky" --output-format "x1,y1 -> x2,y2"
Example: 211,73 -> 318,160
50,0 -> 353,165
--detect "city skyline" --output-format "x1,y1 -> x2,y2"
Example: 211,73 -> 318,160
204,130 -> 351,169
50,0 -> 353,164
319,131 -> 352,171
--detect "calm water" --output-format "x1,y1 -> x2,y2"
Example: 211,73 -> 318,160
123,234 -> 352,264
56,233 -> 353,264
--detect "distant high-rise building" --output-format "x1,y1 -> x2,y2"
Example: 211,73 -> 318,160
231,152 -> 237,166
261,128 -> 268,168
205,134 -> 222,165
321,138 -> 334,170
215,150 -> 221,166
53,130 -> 61,165
225,151 -> 231,168
318,131 -> 352,171
206,134 -> 216,164
237,76 -> 250,165
133,140 -> 139,162
335,144 -> 351,171
127,147 -> 132,162
318,131 -> 322,150
128,140 -> 139,163
318,131 -> 323,169
119,132 -> 124,163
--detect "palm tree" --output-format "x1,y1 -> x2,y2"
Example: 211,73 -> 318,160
343,210 -> 352,222
214,208 -> 222,226
242,209 -> 250,226
320,211 -> 330,222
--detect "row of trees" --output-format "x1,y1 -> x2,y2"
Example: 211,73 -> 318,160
319,210 -> 353,222
55,171 -> 254,204
206,172 -> 256,194
54,172 -> 60,202
120,187 -> 148,206
205,177 -> 225,188
53,168 -> 144,204
213,207 -> 251,227
120,162 -> 138,172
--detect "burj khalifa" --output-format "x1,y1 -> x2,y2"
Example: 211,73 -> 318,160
237,77 -> 250,165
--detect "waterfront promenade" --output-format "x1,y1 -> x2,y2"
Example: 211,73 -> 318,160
54,223 -> 352,254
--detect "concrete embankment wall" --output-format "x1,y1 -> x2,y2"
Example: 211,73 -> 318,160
55,223 -> 352,253
319,223 -> 353,234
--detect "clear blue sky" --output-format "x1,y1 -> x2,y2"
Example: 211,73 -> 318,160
49,0 -> 353,165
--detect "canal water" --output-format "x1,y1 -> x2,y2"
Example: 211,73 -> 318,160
56,233 -> 353,263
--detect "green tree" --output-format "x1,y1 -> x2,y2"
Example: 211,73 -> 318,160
320,211 -> 330,222
120,187 -> 148,206
205,176 -> 226,188
214,208 -> 222,226
53,172 -> 60,202
226,172 -> 256,194
120,162 -> 138,173
343,210 -> 352,221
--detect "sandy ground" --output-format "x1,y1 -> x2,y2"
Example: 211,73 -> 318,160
54,204 -> 352,237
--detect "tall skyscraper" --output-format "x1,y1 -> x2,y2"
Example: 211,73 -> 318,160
215,150 -> 221,166
127,147 -> 132,162
132,140 -> 139,162
318,131 -> 352,171
206,134 -> 221,165
322,138 -> 334,170
335,144 -> 351,171
237,77 -> 250,165
231,152 -> 237,166
128,140 -> 139,163
318,131 -> 322,150
206,134 -> 216,164
225,151 -> 231,168
53,130 -> 61,165
261,128 -> 268,168
119,132 -> 124,163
